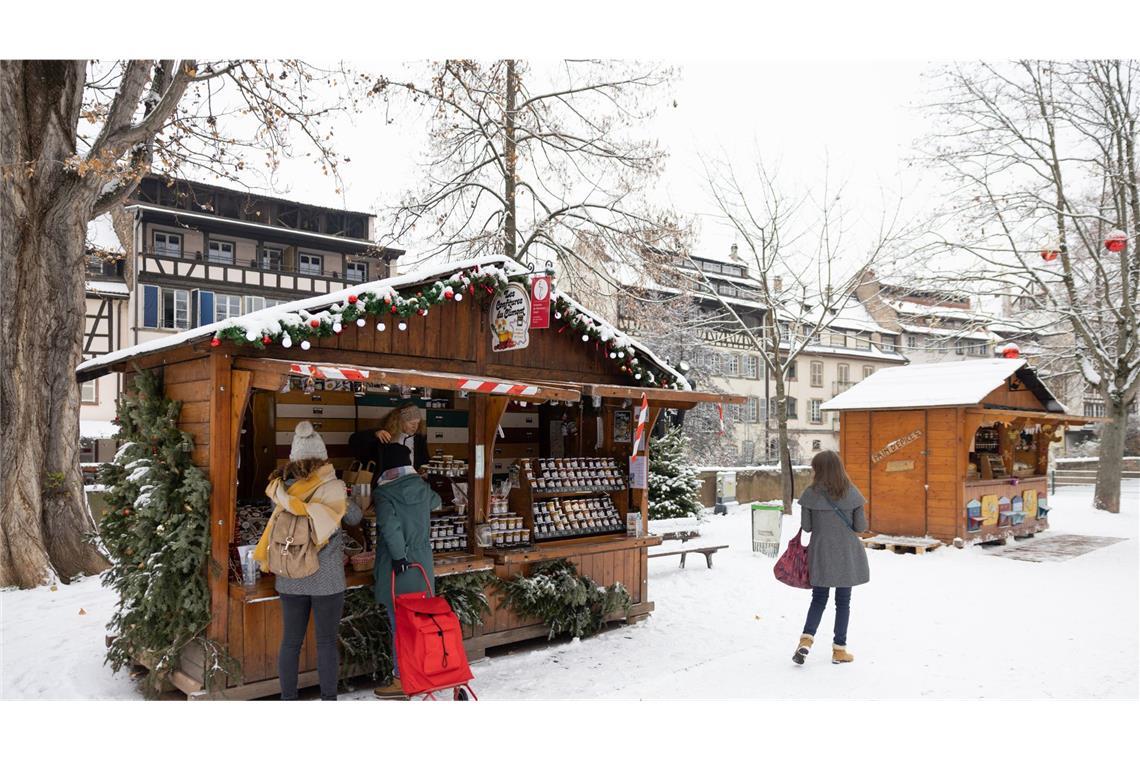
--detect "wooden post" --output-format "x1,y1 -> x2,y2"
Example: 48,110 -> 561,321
469,394 -> 510,524
206,351 -> 236,643
633,409 -> 662,531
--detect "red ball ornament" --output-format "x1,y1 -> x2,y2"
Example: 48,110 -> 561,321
1105,230 -> 1128,253
210,337 -> 221,347
418,309 -> 427,316
262,335 -> 273,345
468,285 -> 475,295
445,291 -> 454,300
390,305 -> 398,314
122,508 -> 131,517
310,319 -> 321,328
384,295 -> 392,304
1041,249 -> 1059,262
348,294 -> 358,304
1001,345 -> 1021,359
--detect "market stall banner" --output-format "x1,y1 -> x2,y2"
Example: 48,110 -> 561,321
490,282 -> 531,352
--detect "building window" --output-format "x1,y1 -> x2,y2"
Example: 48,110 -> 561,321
809,330 -> 821,344
158,288 -> 190,329
81,379 -> 98,404
299,252 -> 323,275
812,439 -> 822,451
830,332 -> 846,347
786,396 -> 798,420
259,247 -> 283,270
786,361 -> 797,381
779,323 -> 791,342
215,294 -> 242,322
863,365 -> 874,379
726,354 -> 741,377
243,296 -> 266,314
710,353 -> 722,375
906,333 -> 919,349
154,231 -> 182,257
744,397 -> 761,423
207,240 -> 235,264
1084,400 -> 1106,418
347,261 -> 368,283
837,363 -> 850,383
809,399 -> 822,424
745,355 -> 759,379
716,283 -> 738,297
810,361 -> 823,387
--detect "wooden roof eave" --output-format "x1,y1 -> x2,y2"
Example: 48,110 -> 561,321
76,337 -> 215,383
576,382 -> 747,409
965,407 -> 1100,426
233,357 -> 580,403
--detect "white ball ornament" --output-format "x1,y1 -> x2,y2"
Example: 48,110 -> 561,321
398,322 -> 408,331
282,335 -> 293,348
377,322 -> 386,332
356,318 -> 366,327
301,340 -> 311,350
582,334 -> 589,342
609,352 -> 617,359
332,322 -> 343,333
454,293 -> 463,302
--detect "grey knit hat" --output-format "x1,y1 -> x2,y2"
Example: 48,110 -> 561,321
289,420 -> 328,462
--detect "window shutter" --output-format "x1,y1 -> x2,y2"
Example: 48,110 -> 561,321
193,289 -> 215,327
142,285 -> 159,328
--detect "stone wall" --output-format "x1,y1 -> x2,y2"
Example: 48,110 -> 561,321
697,467 -> 814,507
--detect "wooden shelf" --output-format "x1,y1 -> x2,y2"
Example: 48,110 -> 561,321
484,534 -> 662,564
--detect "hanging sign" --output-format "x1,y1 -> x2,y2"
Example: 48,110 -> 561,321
629,454 -> 648,489
530,274 -> 552,329
490,282 -> 531,352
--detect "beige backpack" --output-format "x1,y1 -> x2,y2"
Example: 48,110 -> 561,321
268,511 -> 320,579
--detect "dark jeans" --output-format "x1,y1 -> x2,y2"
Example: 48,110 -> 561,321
387,605 -> 399,678
279,592 -> 344,700
802,586 -> 852,646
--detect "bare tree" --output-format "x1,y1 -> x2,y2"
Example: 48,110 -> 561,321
687,155 -> 905,511
0,60 -> 357,588
367,60 -> 685,285
922,60 -> 1140,513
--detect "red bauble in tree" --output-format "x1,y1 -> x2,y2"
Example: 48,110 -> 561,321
1041,249 -> 1059,262
310,318 -> 321,328
444,291 -> 454,300
390,305 -> 398,314
210,337 -> 221,347
1002,346 -> 1020,359
348,294 -> 358,304
468,285 -> 475,295
262,335 -> 273,345
1105,230 -> 1128,253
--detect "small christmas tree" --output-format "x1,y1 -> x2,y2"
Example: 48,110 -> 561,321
98,369 -> 234,693
648,424 -> 703,520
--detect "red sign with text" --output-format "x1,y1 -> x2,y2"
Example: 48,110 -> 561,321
530,275 -> 552,329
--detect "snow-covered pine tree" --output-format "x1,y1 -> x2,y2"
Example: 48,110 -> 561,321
648,424 -> 703,520
98,370 -> 234,693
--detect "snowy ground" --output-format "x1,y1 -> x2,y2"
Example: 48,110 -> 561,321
3,483 -> 1136,700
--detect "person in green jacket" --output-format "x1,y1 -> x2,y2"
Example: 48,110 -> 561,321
372,443 -> 439,699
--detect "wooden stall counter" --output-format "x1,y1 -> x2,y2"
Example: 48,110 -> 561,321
483,534 -> 662,565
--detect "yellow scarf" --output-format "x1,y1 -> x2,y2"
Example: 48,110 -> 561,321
252,463 -> 347,571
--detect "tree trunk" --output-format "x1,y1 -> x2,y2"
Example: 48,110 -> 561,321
1,60 -> 109,588
502,59 -> 518,260
1094,399 -> 1128,513
771,373 -> 795,514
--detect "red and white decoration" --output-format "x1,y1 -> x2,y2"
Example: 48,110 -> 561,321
998,343 -> 1021,359
631,392 -> 649,459
529,274 -> 552,329
1105,229 -> 1129,253
288,364 -> 370,381
455,378 -> 541,397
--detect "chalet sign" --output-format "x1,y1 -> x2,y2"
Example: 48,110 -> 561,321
490,282 -> 531,352
871,429 -> 923,464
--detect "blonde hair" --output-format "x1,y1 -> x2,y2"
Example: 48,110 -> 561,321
270,457 -> 327,482
382,402 -> 426,437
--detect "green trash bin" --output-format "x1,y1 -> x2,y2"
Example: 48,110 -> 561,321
751,501 -> 784,557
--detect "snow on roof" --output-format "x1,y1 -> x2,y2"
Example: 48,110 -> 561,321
85,280 -> 129,297
75,255 -> 691,389
901,323 -> 1001,341
822,358 -> 1030,411
80,419 -> 120,439
86,214 -> 123,254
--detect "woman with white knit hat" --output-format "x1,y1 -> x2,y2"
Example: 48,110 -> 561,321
254,420 -> 360,700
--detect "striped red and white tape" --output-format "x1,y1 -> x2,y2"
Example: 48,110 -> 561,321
288,364 -> 370,381
456,378 -> 541,396
632,392 -> 649,459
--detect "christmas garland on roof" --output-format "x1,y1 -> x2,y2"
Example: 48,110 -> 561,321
209,263 -> 685,389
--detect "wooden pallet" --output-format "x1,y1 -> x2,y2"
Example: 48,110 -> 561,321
861,535 -> 943,555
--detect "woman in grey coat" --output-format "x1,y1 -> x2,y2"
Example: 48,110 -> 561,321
794,450 -> 869,665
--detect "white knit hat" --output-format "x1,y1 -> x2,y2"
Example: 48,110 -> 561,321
289,421 -> 328,462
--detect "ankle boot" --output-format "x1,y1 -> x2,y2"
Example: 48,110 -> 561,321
792,634 -> 813,665
831,645 -> 854,664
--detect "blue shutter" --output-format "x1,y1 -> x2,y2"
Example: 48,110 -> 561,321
193,290 -> 214,327
142,285 -> 159,328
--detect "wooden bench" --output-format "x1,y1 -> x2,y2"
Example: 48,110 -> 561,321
649,544 -> 729,569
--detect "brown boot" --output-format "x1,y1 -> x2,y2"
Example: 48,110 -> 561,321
373,677 -> 408,700
832,645 -> 854,664
792,634 -> 813,665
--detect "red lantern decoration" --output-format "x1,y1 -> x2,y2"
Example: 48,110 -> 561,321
347,294 -> 358,304
210,337 -> 221,347
1041,249 -> 1059,262
1105,229 -> 1128,253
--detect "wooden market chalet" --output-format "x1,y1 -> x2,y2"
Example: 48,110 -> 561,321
76,255 -> 742,700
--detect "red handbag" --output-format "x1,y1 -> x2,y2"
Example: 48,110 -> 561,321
773,529 -> 811,589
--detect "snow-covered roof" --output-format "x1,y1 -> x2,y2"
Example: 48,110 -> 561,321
75,255 -> 691,389
821,358 -> 1063,411
85,280 -> 130,298
86,214 -> 123,254
80,419 -> 119,440
901,323 -> 1001,342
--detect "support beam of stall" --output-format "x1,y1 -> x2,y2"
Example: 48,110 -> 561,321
578,383 -> 746,408
233,357 -> 580,403
207,352 -> 235,643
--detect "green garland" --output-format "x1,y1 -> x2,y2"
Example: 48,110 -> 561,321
98,370 -> 238,695
436,570 -> 495,628
209,262 -> 682,389
494,559 -> 632,640
338,587 -> 394,685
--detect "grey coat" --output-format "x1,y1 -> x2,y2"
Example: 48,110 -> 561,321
275,501 -> 363,597
800,484 -> 869,588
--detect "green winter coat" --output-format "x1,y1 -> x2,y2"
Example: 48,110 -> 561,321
372,473 -> 440,615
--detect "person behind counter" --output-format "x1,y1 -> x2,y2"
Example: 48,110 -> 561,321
254,421 -> 361,700
371,443 -> 439,699
348,401 -> 428,485
792,449 -> 869,666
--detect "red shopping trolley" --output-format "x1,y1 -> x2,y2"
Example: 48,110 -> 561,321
391,563 -> 477,701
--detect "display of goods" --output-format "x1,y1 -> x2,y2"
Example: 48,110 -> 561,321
430,515 -> 469,553
532,494 -> 624,540
426,455 -> 468,478
236,500 -> 273,546
523,457 -> 627,493
350,551 -> 376,572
